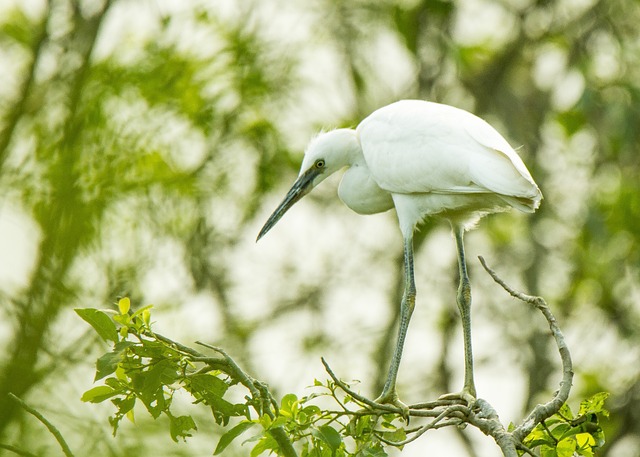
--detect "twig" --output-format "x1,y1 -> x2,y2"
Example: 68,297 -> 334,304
320,358 -> 401,414
379,406 -> 466,446
516,442 -> 538,457
410,398 -> 466,409
478,256 -> 574,444
141,333 -> 298,455
322,356 -> 473,447
156,334 -> 274,418
195,342 -> 264,408
8,393 -> 74,457
0,444 -> 40,457
191,344 -> 297,457
153,332 -> 211,359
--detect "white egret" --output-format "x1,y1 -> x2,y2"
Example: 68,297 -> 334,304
257,99 -> 542,410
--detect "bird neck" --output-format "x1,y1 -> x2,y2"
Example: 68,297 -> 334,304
332,128 -> 363,167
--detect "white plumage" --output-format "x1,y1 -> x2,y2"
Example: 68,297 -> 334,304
258,99 -> 542,410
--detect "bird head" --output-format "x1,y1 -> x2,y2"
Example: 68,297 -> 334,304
256,129 -> 359,241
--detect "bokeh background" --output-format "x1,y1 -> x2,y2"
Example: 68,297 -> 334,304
0,0 -> 638,455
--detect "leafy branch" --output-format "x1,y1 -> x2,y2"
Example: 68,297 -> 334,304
76,258 -> 608,456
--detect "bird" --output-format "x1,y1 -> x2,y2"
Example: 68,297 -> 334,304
256,99 -> 542,411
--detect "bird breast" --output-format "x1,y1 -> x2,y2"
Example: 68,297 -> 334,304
338,163 -> 394,215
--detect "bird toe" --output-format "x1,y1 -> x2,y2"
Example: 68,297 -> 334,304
438,389 -> 476,408
374,391 -> 410,421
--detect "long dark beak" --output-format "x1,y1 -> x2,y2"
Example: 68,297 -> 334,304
256,167 -> 321,241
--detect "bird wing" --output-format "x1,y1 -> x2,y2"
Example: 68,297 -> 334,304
357,100 -> 541,203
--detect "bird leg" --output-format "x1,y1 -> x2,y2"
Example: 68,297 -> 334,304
440,225 -> 477,405
375,235 -> 415,415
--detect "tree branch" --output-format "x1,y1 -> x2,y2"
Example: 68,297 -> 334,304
0,443 -> 40,457
193,341 -> 297,456
319,257 -> 574,456
8,393 -> 74,457
478,256 -> 574,443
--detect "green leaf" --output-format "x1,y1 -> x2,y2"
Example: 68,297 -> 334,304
209,396 -> 248,425
118,297 -> 131,315
251,435 -> 278,457
140,359 -> 180,399
131,304 -> 153,319
576,432 -> 596,449
189,373 -> 228,397
269,415 -> 287,429
105,377 -> 124,389
81,385 -> 120,403
358,444 -> 388,457
95,350 -> 123,381
113,396 -> 136,416
591,427 -> 606,448
578,392 -> 609,417
169,414 -> 197,442
280,393 -> 298,415
558,403 -> 574,420
214,421 -> 257,455
301,404 -> 321,416
258,413 -> 272,429
312,425 -> 342,451
557,437 -> 576,457
113,313 -> 131,326
380,427 -> 406,444
109,414 -> 122,437
75,308 -> 118,343
551,423 -> 571,440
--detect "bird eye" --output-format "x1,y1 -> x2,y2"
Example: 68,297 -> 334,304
315,159 -> 325,169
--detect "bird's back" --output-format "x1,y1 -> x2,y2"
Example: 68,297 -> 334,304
356,100 -> 542,214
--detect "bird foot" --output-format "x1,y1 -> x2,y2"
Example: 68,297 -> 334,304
374,391 -> 410,420
438,389 -> 476,408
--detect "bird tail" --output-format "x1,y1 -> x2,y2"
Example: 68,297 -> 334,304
498,191 -> 542,213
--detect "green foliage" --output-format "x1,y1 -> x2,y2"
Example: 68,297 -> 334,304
519,393 -> 609,457
77,298 -> 410,455
78,298 -> 608,456
76,298 -> 247,440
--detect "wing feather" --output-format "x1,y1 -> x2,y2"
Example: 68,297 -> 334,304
356,100 -> 541,207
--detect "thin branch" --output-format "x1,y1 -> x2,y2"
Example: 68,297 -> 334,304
478,256 -> 574,444
0,444 -> 40,457
516,442 -> 538,457
195,342 -> 263,407
193,342 -> 296,456
8,393 -> 74,457
321,358 -> 401,414
156,333 -> 274,417
410,398 -> 466,409
155,332 -> 207,357
380,407 -> 466,446
134,331 -> 298,455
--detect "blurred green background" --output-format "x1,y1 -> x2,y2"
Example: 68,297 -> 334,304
0,0 -> 638,455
